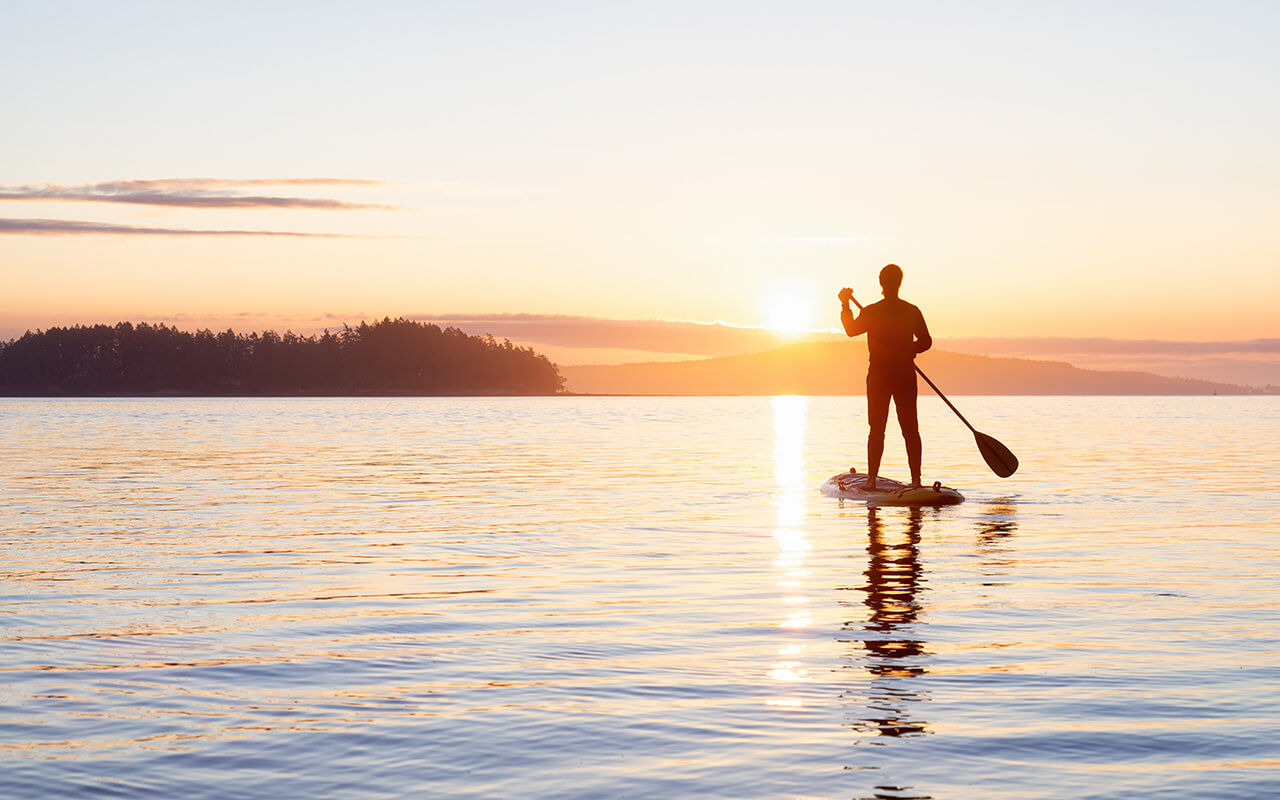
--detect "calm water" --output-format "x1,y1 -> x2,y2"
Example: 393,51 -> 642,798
2,396 -> 1278,799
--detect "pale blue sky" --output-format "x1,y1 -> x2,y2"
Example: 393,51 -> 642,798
2,1 -> 1277,342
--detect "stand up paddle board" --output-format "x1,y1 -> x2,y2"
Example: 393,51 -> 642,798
820,468 -> 964,507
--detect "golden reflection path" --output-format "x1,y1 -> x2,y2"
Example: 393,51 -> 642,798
766,395 -> 811,708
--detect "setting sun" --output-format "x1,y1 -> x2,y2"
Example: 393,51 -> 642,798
765,293 -> 818,335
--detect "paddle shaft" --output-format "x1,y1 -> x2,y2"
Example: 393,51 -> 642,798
911,364 -> 980,434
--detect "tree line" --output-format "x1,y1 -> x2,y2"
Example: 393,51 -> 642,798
0,318 -> 564,395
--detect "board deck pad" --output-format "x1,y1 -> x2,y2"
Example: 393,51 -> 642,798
820,469 -> 964,507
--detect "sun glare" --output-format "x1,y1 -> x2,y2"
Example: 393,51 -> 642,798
765,294 -> 817,335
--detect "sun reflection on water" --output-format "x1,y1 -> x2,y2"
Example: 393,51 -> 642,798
768,396 -> 812,705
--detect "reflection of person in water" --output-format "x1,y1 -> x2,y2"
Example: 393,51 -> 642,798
843,506 -> 929,738
839,264 -> 933,490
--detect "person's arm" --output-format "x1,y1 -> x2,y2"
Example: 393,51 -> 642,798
914,308 -> 932,354
838,288 -> 866,337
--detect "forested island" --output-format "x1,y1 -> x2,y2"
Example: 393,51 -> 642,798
0,318 -> 563,395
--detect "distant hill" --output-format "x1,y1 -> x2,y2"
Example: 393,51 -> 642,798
561,340 -> 1268,395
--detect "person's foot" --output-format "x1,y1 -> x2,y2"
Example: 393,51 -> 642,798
862,477 -> 886,492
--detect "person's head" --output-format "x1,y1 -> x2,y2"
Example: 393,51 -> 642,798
879,263 -> 903,297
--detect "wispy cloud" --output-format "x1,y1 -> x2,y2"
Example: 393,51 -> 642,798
0,218 -> 351,237
413,181 -> 555,198
412,313 -> 845,356
942,336 -> 1280,356
763,236 -> 872,243
0,178 -> 398,210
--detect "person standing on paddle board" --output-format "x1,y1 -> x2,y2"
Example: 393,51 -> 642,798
839,264 -> 932,490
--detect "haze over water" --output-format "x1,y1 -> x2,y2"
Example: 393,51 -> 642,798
2,396 -> 1278,799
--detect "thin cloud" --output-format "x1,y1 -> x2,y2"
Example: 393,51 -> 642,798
763,236 -> 872,243
412,313 -> 845,356
194,179 -> 387,187
0,178 -> 399,210
412,181 -> 555,198
0,218 -> 351,237
942,336 -> 1280,356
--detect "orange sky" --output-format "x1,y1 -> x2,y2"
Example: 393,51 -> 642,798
2,3 -> 1277,346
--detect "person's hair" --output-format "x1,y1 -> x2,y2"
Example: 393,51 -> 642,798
879,263 -> 903,291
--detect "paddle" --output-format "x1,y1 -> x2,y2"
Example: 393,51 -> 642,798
847,294 -> 1019,478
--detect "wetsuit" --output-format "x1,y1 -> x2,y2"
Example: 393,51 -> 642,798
841,297 -> 932,480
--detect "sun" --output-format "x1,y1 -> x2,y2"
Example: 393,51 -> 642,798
765,293 -> 818,335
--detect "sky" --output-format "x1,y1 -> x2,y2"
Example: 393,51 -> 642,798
2,1 -> 1278,364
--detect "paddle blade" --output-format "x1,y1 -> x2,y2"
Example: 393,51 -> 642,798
975,431 -> 1018,477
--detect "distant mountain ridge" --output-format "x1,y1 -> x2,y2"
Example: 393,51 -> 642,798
426,314 -> 1279,388
561,340 -> 1271,395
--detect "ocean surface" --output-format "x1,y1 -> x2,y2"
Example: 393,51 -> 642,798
2,395 -> 1278,799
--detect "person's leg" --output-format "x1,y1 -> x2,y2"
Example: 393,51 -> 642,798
866,368 -> 891,489
893,367 -> 922,486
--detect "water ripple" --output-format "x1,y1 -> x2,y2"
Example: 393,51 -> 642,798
1,397 -> 1279,798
